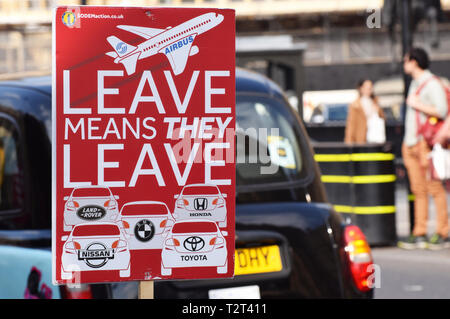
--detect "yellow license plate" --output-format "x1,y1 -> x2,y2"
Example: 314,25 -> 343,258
234,245 -> 283,276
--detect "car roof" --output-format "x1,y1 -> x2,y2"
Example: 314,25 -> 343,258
122,201 -> 167,206
235,67 -> 285,98
0,68 -> 285,99
0,76 -> 52,95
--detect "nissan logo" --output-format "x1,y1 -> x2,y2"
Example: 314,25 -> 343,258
183,236 -> 205,252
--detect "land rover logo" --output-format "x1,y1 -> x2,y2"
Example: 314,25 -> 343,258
78,242 -> 114,268
183,236 -> 205,252
77,205 -> 106,221
193,198 -> 208,211
134,219 -> 155,242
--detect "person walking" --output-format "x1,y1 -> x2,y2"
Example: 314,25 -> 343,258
398,47 -> 449,250
344,79 -> 385,144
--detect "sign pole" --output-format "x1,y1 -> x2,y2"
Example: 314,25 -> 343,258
139,281 -> 154,299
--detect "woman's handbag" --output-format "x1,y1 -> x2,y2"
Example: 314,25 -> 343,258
366,114 -> 386,144
430,143 -> 450,180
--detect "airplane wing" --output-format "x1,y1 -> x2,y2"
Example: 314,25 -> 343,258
160,35 -> 197,76
116,25 -> 165,39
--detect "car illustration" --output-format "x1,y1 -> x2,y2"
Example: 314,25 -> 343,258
161,220 -> 228,276
61,222 -> 131,280
63,186 -> 120,232
118,201 -> 174,250
173,184 -> 227,227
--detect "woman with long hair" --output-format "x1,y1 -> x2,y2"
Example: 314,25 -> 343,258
344,79 -> 385,144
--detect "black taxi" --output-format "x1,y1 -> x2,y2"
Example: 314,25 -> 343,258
0,69 -> 373,298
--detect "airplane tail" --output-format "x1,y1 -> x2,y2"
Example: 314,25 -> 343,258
107,36 -> 136,57
106,36 -> 139,75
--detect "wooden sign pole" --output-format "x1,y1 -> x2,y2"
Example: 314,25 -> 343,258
138,281 -> 154,299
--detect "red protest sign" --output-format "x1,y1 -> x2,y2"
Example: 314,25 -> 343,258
52,6 -> 235,284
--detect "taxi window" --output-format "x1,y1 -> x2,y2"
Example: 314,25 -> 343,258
0,116 -> 24,212
73,224 -> 120,237
72,187 -> 111,197
121,203 -> 168,216
182,185 -> 218,195
172,222 -> 217,234
236,95 -> 308,186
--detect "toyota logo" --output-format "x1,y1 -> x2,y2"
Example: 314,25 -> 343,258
183,236 -> 205,251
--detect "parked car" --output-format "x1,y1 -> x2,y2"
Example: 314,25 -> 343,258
155,68 -> 374,298
0,69 -> 374,299
118,201 -> 174,250
161,220 -> 228,276
61,222 -> 131,280
173,184 -> 227,227
63,186 -> 120,232
0,76 -> 110,298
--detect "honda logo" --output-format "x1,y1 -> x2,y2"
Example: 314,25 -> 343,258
193,198 -> 208,210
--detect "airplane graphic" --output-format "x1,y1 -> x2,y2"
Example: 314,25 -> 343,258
106,12 -> 224,76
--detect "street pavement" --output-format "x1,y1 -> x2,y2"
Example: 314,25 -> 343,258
372,183 -> 450,299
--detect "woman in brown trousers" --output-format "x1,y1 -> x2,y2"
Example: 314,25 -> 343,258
345,79 -> 385,144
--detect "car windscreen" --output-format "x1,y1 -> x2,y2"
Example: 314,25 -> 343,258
172,222 -> 217,234
72,187 -> 111,197
182,185 -> 219,195
73,224 -> 120,237
121,203 -> 168,216
325,104 -> 348,121
236,95 -> 308,186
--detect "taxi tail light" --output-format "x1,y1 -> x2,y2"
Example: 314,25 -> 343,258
61,284 -> 93,299
65,241 -> 81,251
122,220 -> 130,229
176,199 -> 189,208
66,201 -> 79,211
210,236 -> 224,246
212,198 -> 224,207
104,200 -> 117,210
112,239 -> 127,249
165,238 -> 180,246
344,225 -> 374,292
160,219 -> 167,228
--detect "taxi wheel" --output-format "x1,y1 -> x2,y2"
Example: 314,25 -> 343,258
61,267 -> 73,280
217,261 -> 228,274
161,265 -> 172,276
120,267 -> 130,278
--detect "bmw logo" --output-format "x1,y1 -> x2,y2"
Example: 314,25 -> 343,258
116,42 -> 127,55
134,219 -> 155,242
62,11 -> 76,27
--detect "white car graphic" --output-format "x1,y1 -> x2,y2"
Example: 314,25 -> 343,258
119,201 -> 174,250
173,184 -> 227,227
161,220 -> 228,276
60,222 -> 131,280
63,186 -> 120,231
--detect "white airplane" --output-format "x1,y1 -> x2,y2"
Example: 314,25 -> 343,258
106,12 -> 224,76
